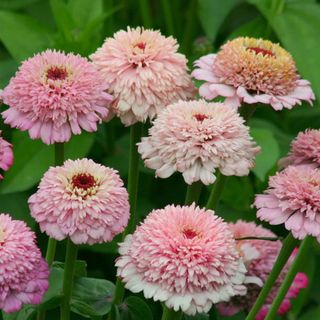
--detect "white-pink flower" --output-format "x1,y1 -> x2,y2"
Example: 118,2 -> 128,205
28,158 -> 130,244
116,204 -> 248,315
90,27 -> 195,126
0,133 -> 13,180
192,37 -> 314,110
1,50 -> 112,145
138,100 -> 260,185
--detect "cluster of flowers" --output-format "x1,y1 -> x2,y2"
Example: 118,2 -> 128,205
0,26 -> 317,319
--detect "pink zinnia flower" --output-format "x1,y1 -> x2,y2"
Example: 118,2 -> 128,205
255,165 -> 320,241
279,129 -> 320,168
217,220 -> 308,319
1,50 -> 112,145
0,133 -> 13,180
116,204 -> 248,315
192,37 -> 315,110
28,158 -> 129,244
138,100 -> 260,185
90,27 -> 195,126
0,213 -> 49,313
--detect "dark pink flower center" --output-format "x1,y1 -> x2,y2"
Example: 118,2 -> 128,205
46,66 -> 68,80
194,114 -> 208,122
72,173 -> 96,190
247,47 -> 275,57
135,42 -> 146,50
182,228 -> 198,239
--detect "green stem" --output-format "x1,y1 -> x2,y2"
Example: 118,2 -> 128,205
60,239 -> 78,320
161,306 -> 183,320
138,0 -> 152,28
185,181 -> 203,205
206,172 -> 227,210
245,233 -> 299,320
236,236 -> 281,241
161,0 -> 175,36
264,236 -> 313,320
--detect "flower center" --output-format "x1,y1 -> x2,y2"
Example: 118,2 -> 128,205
182,228 -> 198,239
194,113 -> 208,122
247,47 -> 275,57
134,42 -> 146,51
0,227 -> 5,245
72,173 -> 96,190
46,66 -> 68,80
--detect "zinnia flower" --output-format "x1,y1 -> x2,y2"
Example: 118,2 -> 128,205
217,220 -> 308,319
28,158 -> 129,244
192,37 -> 315,110
116,204 -> 248,315
254,165 -> 320,241
138,100 -> 260,185
0,213 -> 49,313
1,50 -> 112,145
279,129 -> 320,168
90,27 -> 195,126
0,133 -> 13,180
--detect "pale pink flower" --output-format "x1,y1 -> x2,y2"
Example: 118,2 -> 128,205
279,129 -> 320,168
192,37 -> 314,110
217,220 -> 308,319
116,204 -> 248,315
0,133 -> 13,180
138,100 -> 260,185
90,27 -> 195,126
1,50 -> 112,145
255,165 -> 320,241
28,158 -> 129,244
0,213 -> 49,313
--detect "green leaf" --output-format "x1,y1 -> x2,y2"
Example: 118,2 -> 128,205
248,0 -> 320,99
2,305 -> 35,320
120,296 -> 153,320
250,128 -> 280,181
228,17 -> 268,40
0,131 -> 95,194
299,307 -> 320,320
184,314 -> 209,320
71,277 -> 115,317
52,260 -> 88,277
0,0 -> 41,10
198,0 -> 240,41
0,10 -> 53,61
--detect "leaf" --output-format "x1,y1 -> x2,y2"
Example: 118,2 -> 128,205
0,131 -> 95,194
2,305 -> 35,320
120,296 -> 153,320
184,314 -> 209,320
299,307 -> 320,320
52,260 -> 88,277
247,0 -> 320,99
0,10 -> 53,61
198,0 -> 240,40
250,128 -> 280,181
71,277 -> 115,317
0,0 -> 41,10
228,17 -> 268,39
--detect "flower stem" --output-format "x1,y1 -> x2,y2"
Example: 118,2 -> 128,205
245,233 -> 299,320
236,236 -> 281,241
60,239 -> 78,320
161,306 -> 183,320
185,181 -> 202,205
205,172 -> 227,210
264,236 -> 313,320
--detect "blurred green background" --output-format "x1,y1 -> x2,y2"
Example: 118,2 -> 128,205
0,0 -> 320,319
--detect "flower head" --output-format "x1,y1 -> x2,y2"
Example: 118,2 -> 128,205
28,158 -> 129,244
279,129 -> 320,168
0,133 -> 13,180
0,214 -> 49,313
217,220 -> 308,319
116,204 -> 248,315
1,50 -> 112,145
90,27 -> 195,126
192,37 -> 314,110
138,100 -> 260,185
255,165 -> 320,241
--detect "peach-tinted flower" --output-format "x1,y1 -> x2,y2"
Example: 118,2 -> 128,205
1,50 -> 112,145
192,37 -> 314,110
0,133 -> 13,180
255,166 -> 320,241
138,100 -> 260,185
0,214 -> 49,313
217,220 -> 308,319
28,158 -> 129,244
90,27 -> 195,126
116,204 -> 248,315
